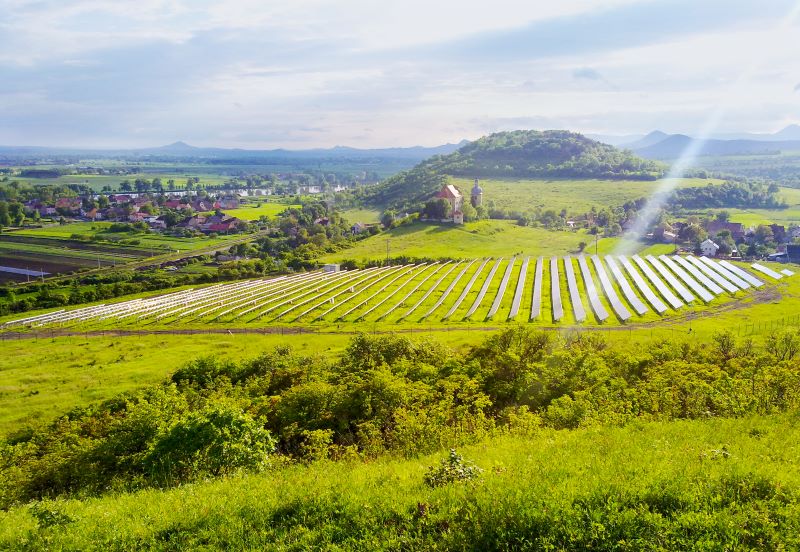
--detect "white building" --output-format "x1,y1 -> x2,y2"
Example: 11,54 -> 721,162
700,238 -> 720,257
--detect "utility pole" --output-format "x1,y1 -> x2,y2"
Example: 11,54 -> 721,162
386,239 -> 390,265
595,232 -> 599,256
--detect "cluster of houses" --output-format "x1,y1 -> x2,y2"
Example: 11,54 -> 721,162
23,193 -> 246,234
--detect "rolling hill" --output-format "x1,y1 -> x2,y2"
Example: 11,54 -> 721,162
369,130 -> 666,210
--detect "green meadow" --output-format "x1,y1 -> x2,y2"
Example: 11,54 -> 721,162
320,220 -> 624,263
450,176 -> 725,214
2,414 -> 800,550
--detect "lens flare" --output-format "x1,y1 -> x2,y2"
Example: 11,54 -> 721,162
614,1 -> 800,256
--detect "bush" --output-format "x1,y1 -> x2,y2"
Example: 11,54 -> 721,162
423,449 -> 482,488
143,406 -> 276,484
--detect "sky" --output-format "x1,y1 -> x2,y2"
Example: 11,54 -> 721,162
1,0 -> 799,149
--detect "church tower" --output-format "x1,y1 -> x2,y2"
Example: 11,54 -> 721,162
471,178 -> 483,208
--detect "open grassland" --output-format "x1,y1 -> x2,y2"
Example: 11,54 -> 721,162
450,176 -> 725,214
2,414 -> 800,550
0,331 -> 482,435
211,202 -> 299,221
341,207 -> 383,224
319,220 -> 626,263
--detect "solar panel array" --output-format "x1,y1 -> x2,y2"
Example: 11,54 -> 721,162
1,255 -> 789,329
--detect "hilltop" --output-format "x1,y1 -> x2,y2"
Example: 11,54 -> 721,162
369,130 -> 665,210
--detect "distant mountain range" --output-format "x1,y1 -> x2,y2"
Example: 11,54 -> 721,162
0,140 -> 470,161
588,125 -> 800,159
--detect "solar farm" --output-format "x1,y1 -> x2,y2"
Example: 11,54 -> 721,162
2,254 -> 793,331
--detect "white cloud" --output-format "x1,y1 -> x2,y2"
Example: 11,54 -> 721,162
2,0 -> 800,147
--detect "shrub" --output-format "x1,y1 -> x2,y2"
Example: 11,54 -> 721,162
143,406 -> 276,484
424,449 -> 482,488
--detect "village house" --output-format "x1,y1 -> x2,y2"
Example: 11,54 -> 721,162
706,220 -> 745,242
700,238 -> 720,257
770,224 -> 787,243
55,197 -> 82,214
435,184 -> 464,224
214,196 -> 241,210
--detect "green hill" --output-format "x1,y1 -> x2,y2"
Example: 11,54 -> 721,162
370,130 -> 666,211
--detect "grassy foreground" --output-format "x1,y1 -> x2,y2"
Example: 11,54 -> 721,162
2,414 -> 799,550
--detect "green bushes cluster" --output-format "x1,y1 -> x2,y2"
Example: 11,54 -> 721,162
2,327 -> 800,508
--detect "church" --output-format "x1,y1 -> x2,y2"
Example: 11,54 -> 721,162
434,179 -> 483,224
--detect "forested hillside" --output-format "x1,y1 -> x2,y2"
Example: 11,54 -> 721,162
370,130 -> 666,211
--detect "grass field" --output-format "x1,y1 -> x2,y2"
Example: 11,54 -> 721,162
685,187 -> 800,227
2,413 -> 799,549
320,220 -> 624,263
451,176 -> 725,214
0,330 -> 487,435
341,207 -> 383,224
10,172 -> 233,192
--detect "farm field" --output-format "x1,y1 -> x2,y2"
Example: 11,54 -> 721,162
2,413 -> 800,549
320,220 -> 624,263
9,171 -> 233,192
0,223 -> 251,281
210,202 -> 299,221
450,176 -> 725,214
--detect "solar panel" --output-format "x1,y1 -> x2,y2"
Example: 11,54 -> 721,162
646,255 -> 695,303
423,260 -> 475,320
530,257 -> 544,321
399,262 -> 459,320
751,263 -> 784,280
443,259 -> 489,319
717,260 -> 764,287
619,256 -> 668,314
684,256 -> 740,293
563,256 -> 586,322
464,258 -> 502,319
486,258 -> 516,320
591,255 -> 631,321
359,264 -> 433,320
550,257 -> 563,322
339,264 -> 422,321
658,255 -> 714,303
379,263 -> 447,320
507,257 -> 529,320
604,256 -> 648,315
671,255 -> 724,295
577,255 -> 608,321
696,256 -> 750,290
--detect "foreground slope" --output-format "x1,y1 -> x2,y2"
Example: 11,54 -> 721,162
2,415 -> 799,550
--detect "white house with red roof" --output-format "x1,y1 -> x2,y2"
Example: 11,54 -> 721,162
435,184 -> 464,224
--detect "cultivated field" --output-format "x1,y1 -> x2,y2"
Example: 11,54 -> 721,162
0,223 -> 249,281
